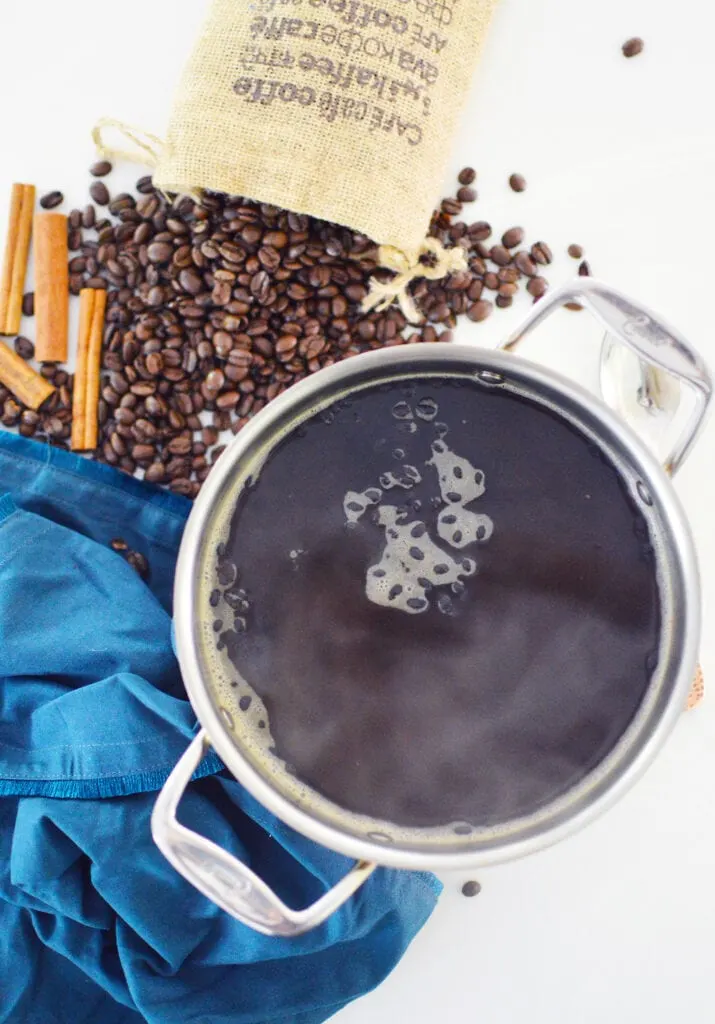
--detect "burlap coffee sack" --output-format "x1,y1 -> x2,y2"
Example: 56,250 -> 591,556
153,0 -> 498,253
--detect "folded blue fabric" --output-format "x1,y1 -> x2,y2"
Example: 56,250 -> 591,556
0,430 -> 441,1024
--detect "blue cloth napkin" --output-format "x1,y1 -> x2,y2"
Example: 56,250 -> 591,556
0,430 -> 441,1024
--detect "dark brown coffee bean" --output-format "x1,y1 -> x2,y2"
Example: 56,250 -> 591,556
22,292 -> 34,317
502,227 -> 524,249
40,191 -> 63,210
467,300 -> 493,322
179,268 -> 203,295
136,175 -> 154,194
490,245 -> 512,266
458,167 -> 476,186
578,260 -> 591,277
216,391 -> 240,411
514,251 -> 536,277
14,336 -> 35,359
622,37 -> 644,57
567,244 -> 583,259
90,160 -> 113,177
531,241 -> 553,265
147,242 -> 172,264
132,444 -> 156,462
527,277 -> 548,299
276,335 -> 298,360
90,181 -> 110,206
213,331 -> 233,359
461,881 -> 482,898
126,550 -> 149,579
456,187 -> 477,203
167,435 -> 192,456
509,174 -> 527,193
144,462 -> 166,483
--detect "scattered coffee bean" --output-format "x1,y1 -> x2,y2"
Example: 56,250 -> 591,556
458,167 -> 476,186
457,187 -> 477,204
622,37 -> 644,58
568,243 -> 584,259
22,292 -> 34,317
110,538 -> 129,552
90,160 -> 113,178
14,336 -> 35,360
565,302 -> 584,312
501,227 -> 524,249
461,881 -> 482,897
527,276 -> 548,299
126,549 -> 150,579
40,191 -> 64,210
578,260 -> 591,277
90,181 -> 110,206
531,241 -> 553,265
509,173 -> 527,193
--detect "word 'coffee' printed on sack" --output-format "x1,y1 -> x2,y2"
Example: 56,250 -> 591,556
233,79 -> 424,142
249,17 -> 448,60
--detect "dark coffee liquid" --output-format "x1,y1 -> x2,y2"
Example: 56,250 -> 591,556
217,377 -> 660,829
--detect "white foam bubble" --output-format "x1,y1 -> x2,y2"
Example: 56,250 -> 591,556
427,439 -> 486,505
344,488 -> 383,525
365,506 -> 477,615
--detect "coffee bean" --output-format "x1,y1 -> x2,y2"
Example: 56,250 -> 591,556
461,881 -> 482,897
147,242 -> 173,264
136,175 -> 154,194
14,336 -> 35,360
457,187 -> 477,203
490,246 -> 512,267
126,550 -> 149,579
90,181 -> 110,206
501,227 -> 524,249
22,292 -> 34,317
622,37 -> 644,58
567,244 -> 583,259
531,241 -> 553,265
90,160 -> 113,177
509,174 -> 527,193
527,277 -> 548,299
565,302 -> 584,312
458,167 -> 476,186
467,300 -> 493,322
578,260 -> 591,277
40,191 -> 63,210
514,251 -> 536,277
179,269 -> 203,295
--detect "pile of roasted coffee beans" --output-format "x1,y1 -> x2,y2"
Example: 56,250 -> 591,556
1,166 -> 571,498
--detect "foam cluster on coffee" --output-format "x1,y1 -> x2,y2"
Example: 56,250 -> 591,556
343,398 -> 494,616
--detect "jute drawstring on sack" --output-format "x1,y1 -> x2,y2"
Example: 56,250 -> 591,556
361,239 -> 468,322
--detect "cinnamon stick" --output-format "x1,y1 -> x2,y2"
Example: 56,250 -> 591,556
71,288 -> 106,451
34,212 -> 69,362
0,184 -> 35,336
0,340 -> 55,409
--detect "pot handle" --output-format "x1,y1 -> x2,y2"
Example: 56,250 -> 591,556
151,731 -> 377,937
500,278 -> 712,476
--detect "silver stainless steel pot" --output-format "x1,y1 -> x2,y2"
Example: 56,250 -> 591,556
153,279 -> 711,937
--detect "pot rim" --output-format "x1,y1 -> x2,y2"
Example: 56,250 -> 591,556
173,344 -> 699,871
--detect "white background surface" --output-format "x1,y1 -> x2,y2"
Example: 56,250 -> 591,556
1,1 -> 714,1021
